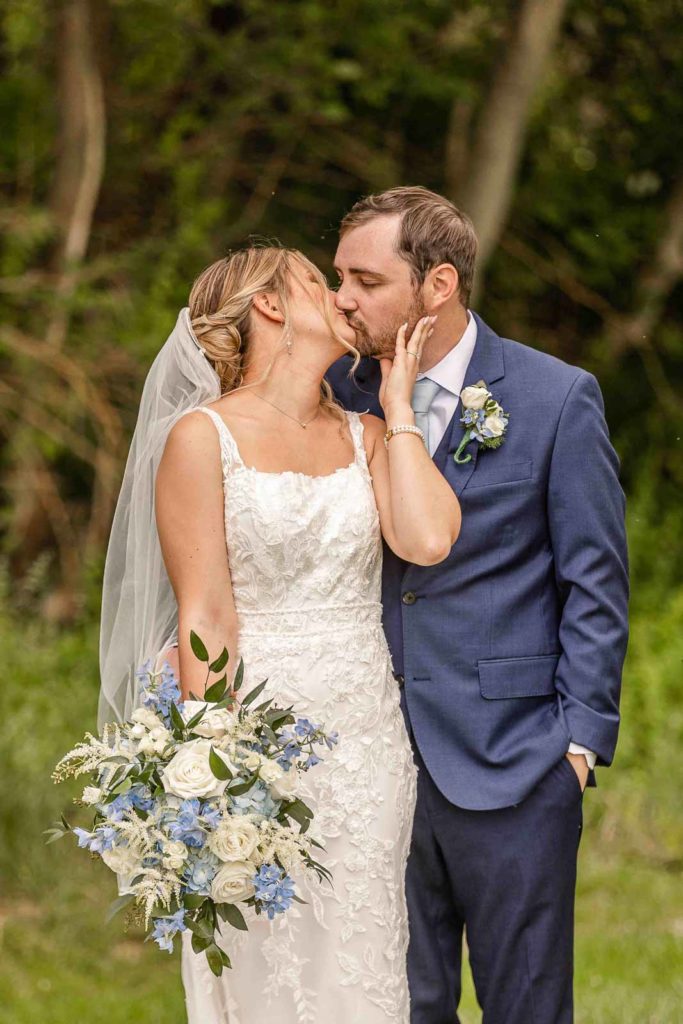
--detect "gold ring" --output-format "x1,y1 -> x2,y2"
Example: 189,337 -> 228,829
406,349 -> 419,357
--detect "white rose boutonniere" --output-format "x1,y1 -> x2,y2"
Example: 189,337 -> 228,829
455,379 -> 510,464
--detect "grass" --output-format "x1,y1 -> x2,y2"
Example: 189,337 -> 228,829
0,526 -> 681,1023
1,822 -> 680,1023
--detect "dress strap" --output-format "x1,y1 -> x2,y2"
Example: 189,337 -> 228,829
194,406 -> 244,475
345,410 -> 373,479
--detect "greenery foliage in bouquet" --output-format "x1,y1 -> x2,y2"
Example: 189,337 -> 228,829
46,631 -> 337,976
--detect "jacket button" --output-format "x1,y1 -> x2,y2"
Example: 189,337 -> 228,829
402,591 -> 417,605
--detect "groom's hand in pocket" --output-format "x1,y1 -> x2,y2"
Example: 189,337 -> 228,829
566,752 -> 590,791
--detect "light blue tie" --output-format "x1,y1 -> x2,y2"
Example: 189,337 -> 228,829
411,376 -> 441,453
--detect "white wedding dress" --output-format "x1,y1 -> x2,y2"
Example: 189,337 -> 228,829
180,406 -> 417,1023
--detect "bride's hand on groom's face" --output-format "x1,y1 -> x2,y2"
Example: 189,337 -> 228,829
378,315 -> 436,418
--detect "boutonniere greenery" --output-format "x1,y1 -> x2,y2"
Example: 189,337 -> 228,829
454,380 -> 509,465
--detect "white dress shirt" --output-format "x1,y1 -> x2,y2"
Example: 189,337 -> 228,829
415,313 -> 597,772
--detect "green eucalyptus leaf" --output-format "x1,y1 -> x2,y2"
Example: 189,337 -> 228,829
240,680 -> 268,709
209,746 -> 232,781
209,647 -> 229,673
182,894 -> 207,910
205,943 -> 225,976
217,902 -> 248,931
204,675 -> 227,702
227,773 -> 257,796
185,706 -> 208,730
232,659 -> 245,692
170,701 -> 186,734
190,630 -> 209,662
191,932 -> 212,954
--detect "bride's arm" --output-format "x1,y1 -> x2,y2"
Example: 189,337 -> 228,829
155,412 -> 239,701
362,413 -> 461,566
361,316 -> 461,566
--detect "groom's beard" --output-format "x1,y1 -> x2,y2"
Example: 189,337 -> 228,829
346,294 -> 427,359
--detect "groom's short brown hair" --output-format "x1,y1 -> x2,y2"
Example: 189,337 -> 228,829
340,186 -> 478,306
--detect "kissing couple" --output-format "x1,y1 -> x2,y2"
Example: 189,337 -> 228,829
99,185 -> 629,1023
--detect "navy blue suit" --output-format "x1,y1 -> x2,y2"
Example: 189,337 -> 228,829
326,313 -> 629,1022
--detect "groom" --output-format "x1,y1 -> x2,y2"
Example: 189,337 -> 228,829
326,186 -> 629,1024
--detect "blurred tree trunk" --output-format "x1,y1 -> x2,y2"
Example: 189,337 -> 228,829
49,0 -> 106,346
6,0 -> 108,620
456,0 -> 569,301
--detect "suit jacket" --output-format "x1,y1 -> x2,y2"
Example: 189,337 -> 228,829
326,312 -> 629,810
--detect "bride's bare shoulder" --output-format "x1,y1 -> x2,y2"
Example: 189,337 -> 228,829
162,409 -> 221,463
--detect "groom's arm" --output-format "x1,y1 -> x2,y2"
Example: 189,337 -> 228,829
547,371 -> 629,768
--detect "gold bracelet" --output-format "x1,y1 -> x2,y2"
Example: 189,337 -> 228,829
384,424 -> 426,449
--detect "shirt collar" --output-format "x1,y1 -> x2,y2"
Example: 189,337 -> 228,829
416,311 -> 478,396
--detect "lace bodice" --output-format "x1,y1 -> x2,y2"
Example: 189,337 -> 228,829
196,406 -> 384,635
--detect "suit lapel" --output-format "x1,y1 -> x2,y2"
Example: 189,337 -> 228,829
434,313 -> 506,496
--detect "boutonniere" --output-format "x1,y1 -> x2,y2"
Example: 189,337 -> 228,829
454,380 -> 509,464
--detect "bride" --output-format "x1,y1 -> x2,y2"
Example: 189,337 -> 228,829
98,245 -> 461,1022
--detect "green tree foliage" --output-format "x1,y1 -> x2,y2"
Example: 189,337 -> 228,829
0,0 -> 681,605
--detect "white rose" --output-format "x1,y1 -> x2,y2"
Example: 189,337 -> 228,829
137,734 -> 158,756
181,700 -> 235,740
242,752 -> 262,772
269,769 -> 298,801
81,786 -> 102,805
161,739 -> 231,800
130,723 -> 147,739
483,413 -> 506,437
258,760 -> 283,785
131,707 -> 161,729
208,818 -> 259,862
460,384 -> 490,410
101,841 -> 144,876
210,860 -> 256,903
149,725 -> 173,753
162,840 -> 189,871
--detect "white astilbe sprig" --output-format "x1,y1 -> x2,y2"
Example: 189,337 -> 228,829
255,819 -> 316,871
51,723 -> 130,783
131,868 -> 183,929
114,814 -> 163,851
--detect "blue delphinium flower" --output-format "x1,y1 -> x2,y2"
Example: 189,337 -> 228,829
304,753 -> 321,770
139,659 -> 182,725
253,864 -> 296,920
151,909 -> 187,953
276,729 -> 302,767
324,731 -> 339,751
229,781 -> 280,820
182,850 -> 219,894
129,784 -> 155,811
294,717 -> 319,740
103,792 -> 134,822
168,798 -> 206,848
74,824 -> 118,853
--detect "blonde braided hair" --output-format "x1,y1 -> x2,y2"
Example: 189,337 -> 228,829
189,246 -> 358,423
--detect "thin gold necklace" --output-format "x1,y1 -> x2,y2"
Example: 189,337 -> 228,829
252,391 -> 321,429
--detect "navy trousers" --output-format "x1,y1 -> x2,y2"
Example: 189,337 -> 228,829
404,717 -> 584,1023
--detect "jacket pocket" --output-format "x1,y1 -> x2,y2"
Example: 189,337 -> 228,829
478,653 -> 560,699
467,459 -> 533,489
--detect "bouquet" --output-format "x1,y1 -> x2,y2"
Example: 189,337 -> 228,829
46,630 -> 337,976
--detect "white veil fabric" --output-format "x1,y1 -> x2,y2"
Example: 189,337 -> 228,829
98,308 -> 221,730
